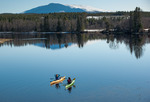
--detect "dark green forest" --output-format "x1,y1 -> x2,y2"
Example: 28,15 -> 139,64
0,7 -> 150,33
0,13 -> 87,32
87,8 -> 150,33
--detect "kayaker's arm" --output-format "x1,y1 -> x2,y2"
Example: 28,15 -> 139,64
58,74 -> 60,77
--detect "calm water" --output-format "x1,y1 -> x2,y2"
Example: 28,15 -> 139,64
0,33 -> 150,102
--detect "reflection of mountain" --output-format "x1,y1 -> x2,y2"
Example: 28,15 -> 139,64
34,43 -> 73,50
0,33 -> 150,59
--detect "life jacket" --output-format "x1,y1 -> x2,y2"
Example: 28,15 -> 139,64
67,79 -> 71,84
55,74 -> 60,80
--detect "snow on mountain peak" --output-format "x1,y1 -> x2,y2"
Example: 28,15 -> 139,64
65,4 -> 109,12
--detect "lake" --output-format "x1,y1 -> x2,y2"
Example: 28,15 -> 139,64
0,33 -> 150,102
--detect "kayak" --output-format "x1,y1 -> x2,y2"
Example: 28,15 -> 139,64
50,76 -> 65,86
65,78 -> 75,89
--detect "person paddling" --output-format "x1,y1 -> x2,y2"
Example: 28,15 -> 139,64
55,74 -> 60,80
67,77 -> 72,84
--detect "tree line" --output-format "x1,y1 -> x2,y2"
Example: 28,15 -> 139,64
0,13 -> 86,32
0,8 -> 150,33
86,7 -> 150,34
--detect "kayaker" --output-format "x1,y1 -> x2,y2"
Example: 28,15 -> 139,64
67,77 -> 72,84
55,74 -> 60,80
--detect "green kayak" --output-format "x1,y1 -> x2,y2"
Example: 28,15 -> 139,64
65,78 -> 75,89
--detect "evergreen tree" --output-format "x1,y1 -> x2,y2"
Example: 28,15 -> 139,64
129,7 -> 142,33
105,20 -> 110,31
129,11 -> 134,32
77,17 -> 81,32
77,16 -> 85,32
57,19 -> 62,32
134,7 -> 142,32
44,16 -> 49,32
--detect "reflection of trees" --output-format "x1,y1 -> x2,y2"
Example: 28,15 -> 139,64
77,34 -> 84,48
109,41 -> 119,49
109,34 -> 149,59
0,33 -> 150,59
127,35 -> 144,59
134,45 -> 143,59
107,35 -> 119,49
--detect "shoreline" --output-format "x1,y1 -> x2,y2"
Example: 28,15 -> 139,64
0,31 -> 149,35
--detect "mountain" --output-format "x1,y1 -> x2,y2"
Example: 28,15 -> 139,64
23,3 -> 107,13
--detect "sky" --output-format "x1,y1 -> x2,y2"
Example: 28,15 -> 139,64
0,0 -> 150,13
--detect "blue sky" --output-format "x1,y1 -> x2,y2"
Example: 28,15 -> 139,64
0,0 -> 149,13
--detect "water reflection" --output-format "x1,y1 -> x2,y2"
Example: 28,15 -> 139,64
0,33 -> 150,59
55,84 -> 60,89
53,83 -> 75,93
67,85 -> 76,93
68,87 -> 72,93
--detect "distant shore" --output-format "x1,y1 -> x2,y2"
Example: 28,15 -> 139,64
0,31 -> 149,35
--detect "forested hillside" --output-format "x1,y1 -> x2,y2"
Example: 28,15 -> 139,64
0,13 -> 87,32
0,8 -> 150,33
